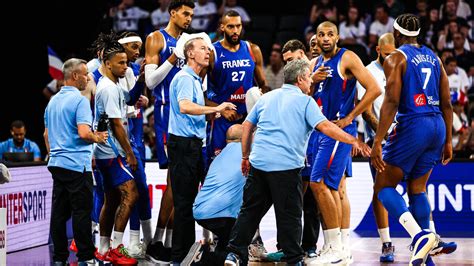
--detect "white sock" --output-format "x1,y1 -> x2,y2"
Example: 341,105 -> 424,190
112,231 -> 124,248
140,219 -> 153,245
323,229 -> 329,248
429,221 -> 436,234
165,229 -> 173,248
326,228 -> 342,250
99,236 -> 110,255
153,227 -> 165,244
91,221 -> 98,233
130,230 -> 140,247
378,227 -> 391,243
399,212 -> 422,238
341,228 -> 350,250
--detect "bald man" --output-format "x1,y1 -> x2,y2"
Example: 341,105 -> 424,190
188,124 -> 246,265
356,32 -> 397,262
308,21 -> 381,265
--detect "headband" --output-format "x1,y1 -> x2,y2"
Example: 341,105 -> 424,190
393,20 -> 420,37
118,36 -> 142,44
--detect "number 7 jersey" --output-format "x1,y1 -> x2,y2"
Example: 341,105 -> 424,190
207,40 -> 255,114
395,44 -> 442,122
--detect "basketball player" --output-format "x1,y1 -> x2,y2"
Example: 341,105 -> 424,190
308,21 -> 381,265
144,0 -> 195,262
205,10 -> 267,165
356,32 -> 397,262
372,14 -> 453,265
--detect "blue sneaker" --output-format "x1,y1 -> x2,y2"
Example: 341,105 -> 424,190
430,239 -> 457,256
263,250 -> 284,262
425,255 -> 435,266
409,230 -> 438,266
380,242 -> 395,262
225,252 -> 241,266
305,247 -> 317,258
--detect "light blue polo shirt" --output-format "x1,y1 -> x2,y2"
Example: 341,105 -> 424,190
0,138 -> 41,160
168,65 -> 206,139
246,84 -> 327,171
44,86 -> 94,172
193,142 -> 245,219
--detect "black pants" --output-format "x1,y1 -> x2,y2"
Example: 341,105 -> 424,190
197,218 -> 236,266
302,186 -> 321,250
48,166 -> 94,262
168,134 -> 204,262
227,166 -> 304,264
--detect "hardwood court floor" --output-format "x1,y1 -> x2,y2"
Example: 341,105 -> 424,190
6,235 -> 473,265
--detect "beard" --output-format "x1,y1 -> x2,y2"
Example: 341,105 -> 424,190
224,32 -> 241,45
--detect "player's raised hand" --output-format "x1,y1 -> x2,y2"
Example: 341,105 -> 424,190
311,65 -> 330,83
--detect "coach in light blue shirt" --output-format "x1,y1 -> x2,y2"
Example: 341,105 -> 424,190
226,59 -> 369,265
166,36 -> 236,263
43,58 -> 108,265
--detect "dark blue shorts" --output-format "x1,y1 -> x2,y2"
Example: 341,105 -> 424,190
154,103 -> 170,167
96,157 -> 135,191
302,131 -> 319,179
206,116 -> 244,166
383,114 -> 445,179
310,124 -> 356,190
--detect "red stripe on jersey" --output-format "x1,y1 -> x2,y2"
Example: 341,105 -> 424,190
342,79 -> 347,93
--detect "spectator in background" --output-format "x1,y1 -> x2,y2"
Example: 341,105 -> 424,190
369,4 -> 394,50
109,0 -> 150,35
0,120 -> 42,161
219,0 -> 251,26
151,0 -> 171,30
309,0 -> 338,24
339,6 -> 367,47
438,22 -> 471,52
44,58 -> 108,265
439,0 -> 472,21
419,7 -> 442,49
192,0 -> 217,32
453,32 -> 474,72
42,78 -> 64,100
380,0 -> 405,18
414,0 -> 428,18
264,45 -> 284,90
446,57 -> 469,107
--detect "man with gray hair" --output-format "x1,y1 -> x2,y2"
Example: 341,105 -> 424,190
225,59 -> 371,266
44,58 -> 108,265
167,36 -> 236,264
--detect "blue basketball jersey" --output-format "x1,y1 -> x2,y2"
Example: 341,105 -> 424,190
395,45 -> 442,122
128,62 -> 145,159
207,40 -> 255,114
153,29 -> 186,105
313,48 -> 357,121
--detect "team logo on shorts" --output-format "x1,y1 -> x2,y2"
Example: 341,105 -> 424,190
414,93 -> 427,106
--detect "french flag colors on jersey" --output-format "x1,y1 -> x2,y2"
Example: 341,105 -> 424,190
47,46 -> 64,80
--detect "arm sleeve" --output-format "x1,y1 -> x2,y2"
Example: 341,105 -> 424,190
306,97 -> 327,128
145,62 -> 174,89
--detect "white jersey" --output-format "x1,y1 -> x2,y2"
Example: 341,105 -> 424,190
356,60 -> 393,143
94,76 -> 129,159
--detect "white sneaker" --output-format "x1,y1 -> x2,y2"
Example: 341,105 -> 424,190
248,241 -> 267,261
128,243 -> 145,259
307,247 -> 345,266
343,246 -> 353,264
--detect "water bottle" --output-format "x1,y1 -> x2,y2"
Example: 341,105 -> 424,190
97,113 -> 109,132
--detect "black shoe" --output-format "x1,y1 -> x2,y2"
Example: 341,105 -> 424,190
146,241 -> 170,263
